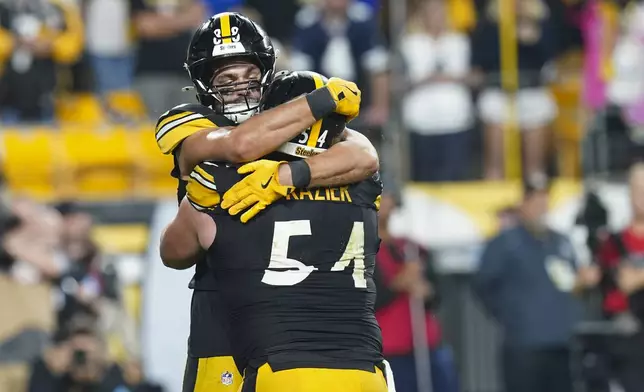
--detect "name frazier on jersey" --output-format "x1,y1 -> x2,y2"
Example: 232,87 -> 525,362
286,186 -> 352,203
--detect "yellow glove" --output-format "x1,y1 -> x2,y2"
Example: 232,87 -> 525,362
325,77 -> 362,122
221,160 -> 294,223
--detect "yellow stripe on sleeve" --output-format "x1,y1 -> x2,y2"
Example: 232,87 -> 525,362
306,74 -> 326,148
157,111 -> 194,132
190,165 -> 217,190
156,118 -> 217,154
374,195 -> 381,211
186,176 -> 221,210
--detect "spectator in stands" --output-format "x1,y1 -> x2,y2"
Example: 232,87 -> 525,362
0,197 -> 63,392
374,193 -> 459,392
130,0 -> 205,117
290,0 -> 390,133
27,315 -> 161,392
471,0 -> 558,179
401,0 -> 473,182
595,162 -> 644,392
580,0 -> 618,116
238,6 -> 290,71
55,202 -> 140,362
0,0 -> 83,123
83,0 -> 133,97
473,173 -> 600,392
608,0 -> 644,144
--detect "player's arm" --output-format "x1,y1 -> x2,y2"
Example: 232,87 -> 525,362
160,199 -> 216,270
178,78 -> 362,177
280,128 -> 379,188
220,129 -> 378,222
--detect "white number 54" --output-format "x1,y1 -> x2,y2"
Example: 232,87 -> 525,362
261,220 -> 367,288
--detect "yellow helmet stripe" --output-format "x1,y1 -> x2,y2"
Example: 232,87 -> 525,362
220,13 -> 232,44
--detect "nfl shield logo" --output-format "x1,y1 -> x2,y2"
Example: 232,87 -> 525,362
221,371 -> 234,386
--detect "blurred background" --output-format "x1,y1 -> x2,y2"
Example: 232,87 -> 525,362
1,0 -> 644,391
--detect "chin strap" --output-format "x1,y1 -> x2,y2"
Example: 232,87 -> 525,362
224,108 -> 257,123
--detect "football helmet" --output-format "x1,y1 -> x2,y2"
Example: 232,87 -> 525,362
260,70 -> 346,161
185,12 -> 276,123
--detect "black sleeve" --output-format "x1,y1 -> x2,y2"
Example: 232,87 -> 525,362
423,250 -> 441,310
100,364 -> 128,391
629,289 -> 644,324
374,264 -> 398,311
28,358 -> 65,392
130,0 -> 148,14
0,4 -> 10,29
470,22 -> 497,71
101,264 -> 120,302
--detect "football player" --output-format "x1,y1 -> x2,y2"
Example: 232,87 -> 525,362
161,144 -> 388,392
157,12 -> 380,392
162,69 -> 388,392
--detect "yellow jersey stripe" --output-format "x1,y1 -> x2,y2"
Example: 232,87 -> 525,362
306,74 -> 326,148
156,113 -> 203,141
374,195 -> 381,211
191,166 -> 216,190
221,13 -> 232,44
157,111 -> 194,131
156,118 -> 215,154
186,177 -> 221,210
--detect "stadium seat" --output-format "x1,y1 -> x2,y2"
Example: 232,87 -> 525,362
131,124 -> 176,197
91,223 -> 149,254
56,93 -> 106,125
1,128 -> 62,199
60,126 -> 135,197
105,90 -> 148,121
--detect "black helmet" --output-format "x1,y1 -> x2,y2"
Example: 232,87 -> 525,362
260,70 -> 346,161
185,12 -> 276,123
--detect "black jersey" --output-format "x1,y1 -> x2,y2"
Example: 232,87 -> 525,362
158,103 -> 235,291
160,103 -> 235,358
203,163 -> 383,372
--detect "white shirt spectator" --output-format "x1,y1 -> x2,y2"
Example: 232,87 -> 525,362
401,32 -> 473,135
609,2 -> 644,107
85,0 -> 131,56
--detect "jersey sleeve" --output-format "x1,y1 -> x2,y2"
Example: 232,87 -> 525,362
155,104 -> 226,155
186,163 -> 221,211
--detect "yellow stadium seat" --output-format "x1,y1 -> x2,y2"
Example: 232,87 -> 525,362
1,128 -> 62,199
131,124 -> 176,197
56,93 -> 106,125
91,224 -> 149,254
105,90 -> 148,121
61,126 -> 135,197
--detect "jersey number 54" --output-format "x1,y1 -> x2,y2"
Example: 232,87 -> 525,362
262,220 -> 366,288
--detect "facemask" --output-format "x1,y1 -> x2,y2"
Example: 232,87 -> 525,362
222,101 -> 259,123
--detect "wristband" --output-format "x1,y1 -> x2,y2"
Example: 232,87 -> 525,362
305,88 -> 336,121
288,160 -> 312,188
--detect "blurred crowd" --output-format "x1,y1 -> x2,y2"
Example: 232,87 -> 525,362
0,179 -> 159,391
1,0 -> 644,180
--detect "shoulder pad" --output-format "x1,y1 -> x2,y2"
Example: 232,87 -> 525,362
155,103 -> 235,154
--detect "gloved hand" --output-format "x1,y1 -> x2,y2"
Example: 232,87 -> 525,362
325,77 -> 362,122
221,160 -> 294,223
